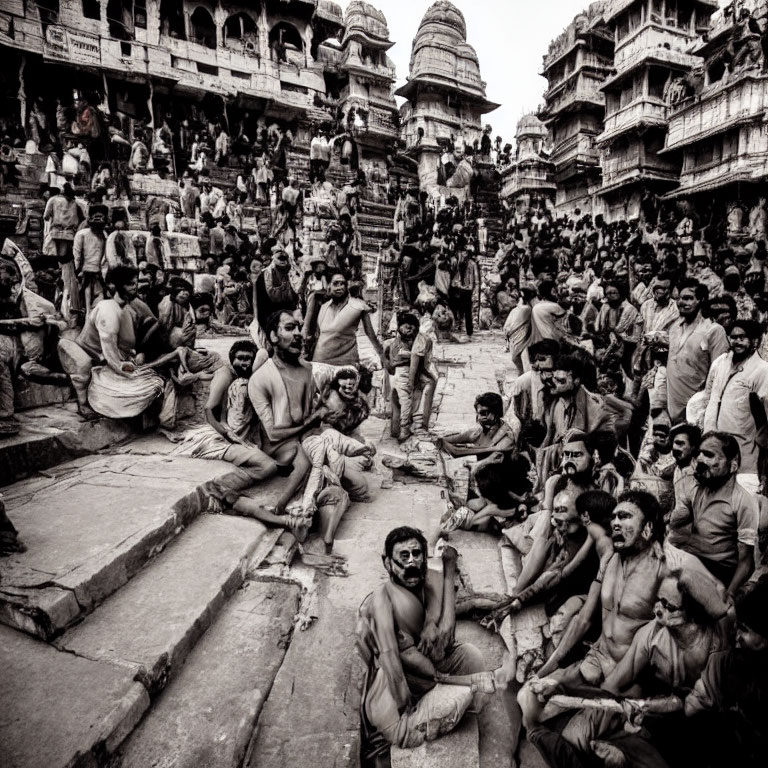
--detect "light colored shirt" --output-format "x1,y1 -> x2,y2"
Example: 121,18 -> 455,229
666,314 -> 729,422
313,296 -> 369,365
702,351 -> 768,475
670,474 -> 758,567
73,228 -> 106,274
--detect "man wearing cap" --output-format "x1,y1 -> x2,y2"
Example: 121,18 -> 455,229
702,318 -> 768,494
254,245 -> 299,330
73,204 -> 108,315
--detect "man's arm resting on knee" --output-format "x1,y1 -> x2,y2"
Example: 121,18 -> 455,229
537,578 -> 601,677
370,588 -> 411,711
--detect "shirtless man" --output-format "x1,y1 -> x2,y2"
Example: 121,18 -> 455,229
358,527 -> 514,759
437,392 -> 516,459
246,310 -> 322,516
519,491 -> 667,740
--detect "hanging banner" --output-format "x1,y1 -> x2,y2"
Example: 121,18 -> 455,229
43,25 -> 101,67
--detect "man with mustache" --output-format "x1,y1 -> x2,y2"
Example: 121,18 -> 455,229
668,422 -> 700,494
357,527 -> 512,756
669,431 -> 758,598
246,310 -> 322,515
518,491 -> 667,764
701,319 -> 768,495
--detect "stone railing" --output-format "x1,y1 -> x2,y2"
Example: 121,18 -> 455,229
666,72 -> 768,150
599,97 -> 666,143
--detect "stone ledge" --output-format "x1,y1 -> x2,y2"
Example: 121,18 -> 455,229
0,624 -> 151,768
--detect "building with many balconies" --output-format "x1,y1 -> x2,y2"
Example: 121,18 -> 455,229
396,0 -> 499,193
540,1 -> 614,217
661,1 -> 768,210
500,113 -> 555,212
0,0 -> 398,188
595,0 -> 717,220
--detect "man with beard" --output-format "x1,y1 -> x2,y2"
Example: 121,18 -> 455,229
702,319 -> 768,494
505,339 -> 559,449
305,270 -> 384,371
357,527 -> 514,756
247,310 -> 320,515
668,422 -> 700,499
666,279 -> 728,422
538,354 -> 613,487
170,340 -> 280,474
520,490 -> 667,728
669,431 -> 758,597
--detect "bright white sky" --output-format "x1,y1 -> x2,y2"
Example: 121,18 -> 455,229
335,0 -> 605,143
335,0 -> 731,144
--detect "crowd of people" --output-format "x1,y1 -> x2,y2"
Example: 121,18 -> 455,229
357,195 -> 768,768
4,81 -> 768,768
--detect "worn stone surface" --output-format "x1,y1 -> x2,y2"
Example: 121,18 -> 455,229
245,473 -> 443,768
0,454 -> 233,639
0,403 -> 135,486
0,624 -> 149,768
116,580 -> 300,768
392,714 -> 480,768
57,514 -> 270,692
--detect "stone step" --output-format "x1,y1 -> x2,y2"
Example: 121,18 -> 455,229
114,579 -> 300,768
55,512 -> 274,694
392,713 -> 480,768
360,200 -> 396,215
0,403 -> 135,487
0,623 -> 149,768
0,453 -> 235,639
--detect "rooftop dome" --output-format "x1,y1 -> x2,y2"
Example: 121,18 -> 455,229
396,0 -> 497,110
515,114 -> 547,140
342,1 -> 393,49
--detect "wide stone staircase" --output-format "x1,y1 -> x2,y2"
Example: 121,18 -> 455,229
0,345 -> 314,768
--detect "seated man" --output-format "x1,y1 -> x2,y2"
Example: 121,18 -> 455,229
58,266 -> 173,424
519,490 -> 667,719
0,252 -> 64,435
684,579 -> 768,768
245,310 -> 320,517
668,431 -> 758,597
437,392 -> 515,459
170,340 -> 283,476
358,527 -> 515,758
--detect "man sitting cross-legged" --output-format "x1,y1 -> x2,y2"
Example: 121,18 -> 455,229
237,310 -> 323,524
437,391 -> 516,459
357,527 -> 516,763
170,339 -> 289,477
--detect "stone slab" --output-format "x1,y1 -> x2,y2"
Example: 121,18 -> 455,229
0,454 -> 233,639
116,580 -> 300,768
0,624 -> 149,768
0,403 -> 134,487
391,714 -> 479,768
57,513 -> 270,693
245,481 -> 443,768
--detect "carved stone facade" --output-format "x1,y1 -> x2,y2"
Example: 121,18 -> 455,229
501,114 -> 555,212
540,1 -> 613,217
596,0 -> 717,220
395,0 -> 499,194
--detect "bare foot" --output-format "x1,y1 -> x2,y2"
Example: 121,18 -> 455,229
591,741 -> 627,768
492,653 -> 518,690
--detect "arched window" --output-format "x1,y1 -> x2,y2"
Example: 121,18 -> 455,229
190,7 -> 216,49
269,21 -> 303,62
159,0 -> 186,39
224,12 -> 257,45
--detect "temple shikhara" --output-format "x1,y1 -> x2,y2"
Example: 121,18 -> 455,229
3,2 -> 768,768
